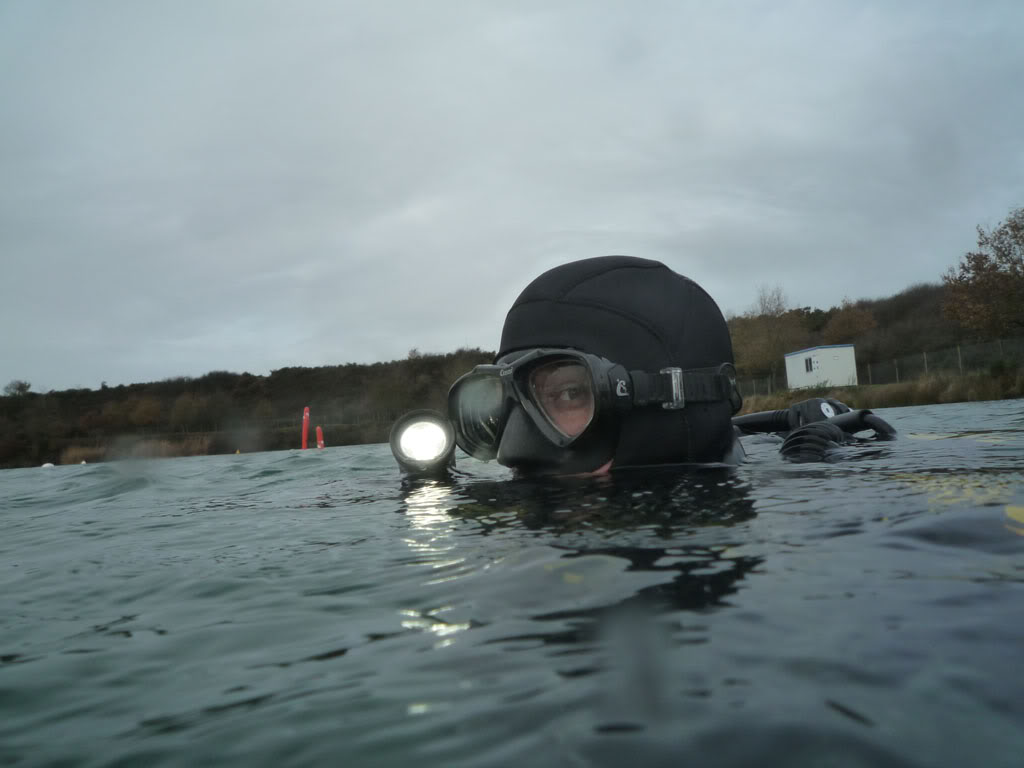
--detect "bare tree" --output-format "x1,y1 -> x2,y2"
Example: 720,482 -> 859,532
3,380 -> 31,397
752,285 -> 788,318
731,285 -> 809,391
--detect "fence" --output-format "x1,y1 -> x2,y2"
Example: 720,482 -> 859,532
857,337 -> 1024,386
737,375 -> 776,397
737,336 -> 1023,395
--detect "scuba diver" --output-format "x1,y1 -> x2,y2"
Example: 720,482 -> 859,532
391,256 -> 895,476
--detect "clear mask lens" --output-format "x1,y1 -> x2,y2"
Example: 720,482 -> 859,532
452,375 -> 506,455
527,361 -> 595,439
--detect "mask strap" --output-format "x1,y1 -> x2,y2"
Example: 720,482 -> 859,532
629,369 -> 733,409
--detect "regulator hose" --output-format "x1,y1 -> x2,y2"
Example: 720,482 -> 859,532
733,397 -> 897,463
732,409 -> 794,435
826,409 -> 897,440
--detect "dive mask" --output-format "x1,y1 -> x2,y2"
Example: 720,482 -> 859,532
447,348 -> 738,461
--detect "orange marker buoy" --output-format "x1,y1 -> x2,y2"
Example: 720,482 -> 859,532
301,407 -> 310,449
316,426 -> 325,449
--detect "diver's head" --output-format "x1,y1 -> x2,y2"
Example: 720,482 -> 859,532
448,256 -> 741,474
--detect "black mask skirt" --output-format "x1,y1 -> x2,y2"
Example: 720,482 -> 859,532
483,256 -> 740,474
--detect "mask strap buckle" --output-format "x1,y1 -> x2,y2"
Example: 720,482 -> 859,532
659,367 -> 686,410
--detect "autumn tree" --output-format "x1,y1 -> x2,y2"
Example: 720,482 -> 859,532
822,299 -> 877,344
251,399 -> 274,424
197,392 -> 233,431
99,400 -> 130,431
789,306 -> 832,335
130,396 -> 163,429
943,207 -> 1024,337
170,393 -> 201,432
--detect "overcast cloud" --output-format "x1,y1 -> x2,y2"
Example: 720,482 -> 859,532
2,0 -> 1022,391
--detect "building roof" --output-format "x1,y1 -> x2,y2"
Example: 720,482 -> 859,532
784,344 -> 855,358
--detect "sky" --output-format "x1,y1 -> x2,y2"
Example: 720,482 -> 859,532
2,0 -> 1023,392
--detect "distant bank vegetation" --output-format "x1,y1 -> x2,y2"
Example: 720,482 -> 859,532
2,208 -> 1021,468
0,349 -> 492,469
743,370 -> 1023,414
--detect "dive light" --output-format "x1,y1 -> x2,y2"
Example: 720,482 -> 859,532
389,409 -> 457,476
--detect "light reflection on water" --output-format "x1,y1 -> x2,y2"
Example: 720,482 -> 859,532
0,400 -> 1022,767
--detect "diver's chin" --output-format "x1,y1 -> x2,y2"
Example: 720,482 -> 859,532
511,458 -> 614,479
580,459 -> 613,476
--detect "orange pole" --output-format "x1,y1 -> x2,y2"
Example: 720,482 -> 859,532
301,407 -> 310,449
316,426 -> 325,449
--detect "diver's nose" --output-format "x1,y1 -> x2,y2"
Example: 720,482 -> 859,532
496,406 -> 568,471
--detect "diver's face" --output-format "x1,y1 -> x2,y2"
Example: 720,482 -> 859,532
484,349 -> 616,476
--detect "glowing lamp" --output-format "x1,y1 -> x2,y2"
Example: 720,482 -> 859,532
389,410 -> 456,476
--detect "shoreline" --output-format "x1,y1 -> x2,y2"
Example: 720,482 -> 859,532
15,371 -> 1023,467
739,371 -> 1023,413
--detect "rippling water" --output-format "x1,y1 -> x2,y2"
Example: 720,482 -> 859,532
2,400 -> 1023,767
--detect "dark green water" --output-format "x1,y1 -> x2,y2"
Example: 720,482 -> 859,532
2,400 -> 1023,767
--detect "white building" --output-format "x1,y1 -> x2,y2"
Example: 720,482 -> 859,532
784,344 -> 859,389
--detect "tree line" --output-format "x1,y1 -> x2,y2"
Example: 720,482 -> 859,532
0,349 -> 492,468
729,206 -> 1024,388
2,207 -> 1021,468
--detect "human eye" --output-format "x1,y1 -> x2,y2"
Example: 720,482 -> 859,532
557,385 -> 584,402
544,383 -> 589,411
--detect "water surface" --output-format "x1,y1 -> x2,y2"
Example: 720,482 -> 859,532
2,400 -> 1023,767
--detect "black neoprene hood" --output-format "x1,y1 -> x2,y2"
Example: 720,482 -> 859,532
498,256 -> 737,468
